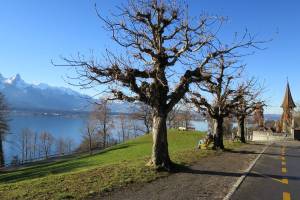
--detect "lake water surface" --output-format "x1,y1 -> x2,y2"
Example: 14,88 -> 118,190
4,114 -> 208,164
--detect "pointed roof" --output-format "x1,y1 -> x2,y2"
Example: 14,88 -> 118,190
281,81 -> 296,109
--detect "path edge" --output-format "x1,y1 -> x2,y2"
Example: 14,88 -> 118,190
223,142 -> 272,200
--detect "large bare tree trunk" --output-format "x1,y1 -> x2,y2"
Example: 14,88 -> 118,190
213,118 -> 224,149
149,113 -> 171,170
238,117 -> 246,143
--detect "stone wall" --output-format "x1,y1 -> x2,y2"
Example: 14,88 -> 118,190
252,131 -> 293,141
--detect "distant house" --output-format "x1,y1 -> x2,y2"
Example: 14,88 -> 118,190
178,126 -> 195,131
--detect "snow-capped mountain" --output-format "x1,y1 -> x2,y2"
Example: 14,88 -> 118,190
0,73 -> 92,112
4,74 -> 27,89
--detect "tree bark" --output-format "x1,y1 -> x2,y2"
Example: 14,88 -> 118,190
213,118 -> 224,149
238,117 -> 246,143
149,113 -> 171,170
0,135 -> 4,167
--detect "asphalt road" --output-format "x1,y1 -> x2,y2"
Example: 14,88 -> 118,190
231,140 -> 300,200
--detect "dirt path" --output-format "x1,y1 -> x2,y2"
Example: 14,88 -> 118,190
99,143 -> 266,200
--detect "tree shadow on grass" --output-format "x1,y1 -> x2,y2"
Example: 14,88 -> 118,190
0,144 -> 133,184
90,144 -> 131,156
0,161 -> 89,183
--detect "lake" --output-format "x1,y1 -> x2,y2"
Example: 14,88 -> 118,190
3,114 -> 208,165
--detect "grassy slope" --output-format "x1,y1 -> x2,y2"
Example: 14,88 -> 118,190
0,130 -> 242,200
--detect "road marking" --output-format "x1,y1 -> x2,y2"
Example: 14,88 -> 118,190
252,171 -> 289,185
282,156 -> 286,161
270,177 -> 288,184
282,178 -> 289,184
223,144 -> 271,200
282,167 -> 287,173
283,192 -> 291,200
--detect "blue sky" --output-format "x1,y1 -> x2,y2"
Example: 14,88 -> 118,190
0,0 -> 300,114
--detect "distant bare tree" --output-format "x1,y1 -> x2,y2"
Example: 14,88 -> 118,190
167,102 -> 193,129
234,80 -> 264,143
190,56 -> 246,149
20,128 -> 32,162
129,116 -> 144,138
0,93 -> 9,167
206,115 -> 215,133
56,137 -> 69,156
223,117 -> 234,138
56,0 -> 264,169
10,155 -> 20,167
39,132 -> 54,159
253,102 -> 265,129
118,113 -> 129,142
167,104 -> 180,129
17,129 -> 39,163
81,120 -> 97,155
65,137 -> 74,154
32,131 -> 39,159
132,103 -> 153,134
91,99 -> 113,148
179,103 -> 193,129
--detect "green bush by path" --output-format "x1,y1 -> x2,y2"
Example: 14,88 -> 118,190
0,130 -> 242,200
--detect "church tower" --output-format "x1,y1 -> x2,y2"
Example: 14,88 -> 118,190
280,81 -> 296,133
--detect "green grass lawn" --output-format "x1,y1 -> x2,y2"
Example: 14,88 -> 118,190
0,130 -> 242,200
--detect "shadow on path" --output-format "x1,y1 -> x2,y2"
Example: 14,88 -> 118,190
171,163 -> 300,181
224,149 -> 300,159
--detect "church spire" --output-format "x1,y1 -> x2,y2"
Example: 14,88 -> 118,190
281,80 -> 296,109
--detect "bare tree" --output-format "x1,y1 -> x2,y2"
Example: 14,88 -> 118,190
168,102 -> 193,130
39,132 -> 54,159
17,128 -> 39,163
91,99 -> 113,149
20,128 -> 32,162
80,100 -> 113,154
81,120 -> 97,155
0,93 -> 9,167
129,115 -> 145,138
32,131 -> 39,159
56,137 -> 70,156
179,103 -> 193,129
65,137 -> 74,154
118,113 -> 129,142
234,80 -> 264,143
132,103 -> 153,134
253,102 -> 265,129
10,155 -> 20,167
167,104 -> 180,129
223,117 -> 234,139
55,0 -> 263,169
190,56 -> 246,149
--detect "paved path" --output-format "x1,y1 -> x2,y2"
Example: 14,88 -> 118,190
232,141 -> 300,200
99,143 -> 265,200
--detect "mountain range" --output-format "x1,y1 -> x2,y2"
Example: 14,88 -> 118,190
0,73 -> 135,113
0,73 -> 94,112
